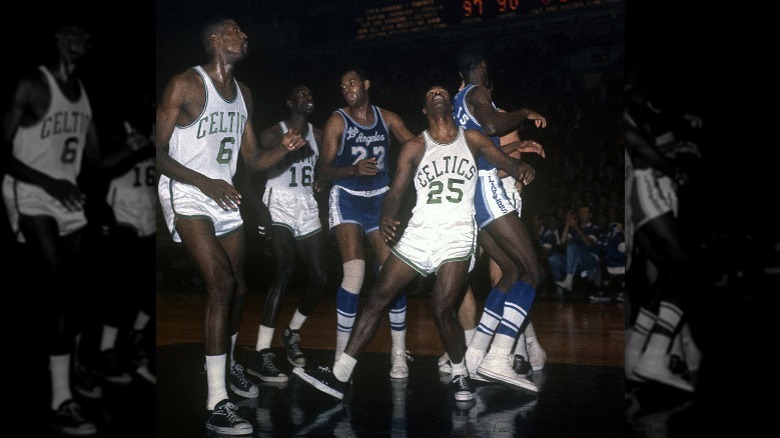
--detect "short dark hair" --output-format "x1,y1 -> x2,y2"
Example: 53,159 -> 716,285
55,25 -> 90,40
340,65 -> 370,82
286,84 -> 308,102
456,43 -> 487,77
201,18 -> 233,53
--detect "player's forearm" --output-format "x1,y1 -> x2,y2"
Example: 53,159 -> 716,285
380,191 -> 403,221
104,147 -> 155,178
484,110 -> 532,136
246,145 -> 289,172
317,163 -> 359,182
5,157 -> 55,187
157,151 -> 210,189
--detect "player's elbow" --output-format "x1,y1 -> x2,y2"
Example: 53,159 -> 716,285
481,121 -> 500,137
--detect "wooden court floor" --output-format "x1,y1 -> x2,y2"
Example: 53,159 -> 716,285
157,258 -> 626,438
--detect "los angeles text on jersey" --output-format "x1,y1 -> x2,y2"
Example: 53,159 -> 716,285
416,155 -> 476,188
348,130 -> 385,147
195,111 -> 247,139
40,111 -> 90,139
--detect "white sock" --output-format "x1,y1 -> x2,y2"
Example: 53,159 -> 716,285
491,333 -> 515,353
451,360 -> 468,377
205,354 -> 228,410
256,325 -> 274,351
289,310 -> 307,331
100,325 -> 118,352
464,328 -> 475,346
657,301 -> 683,334
230,333 -> 238,367
391,329 -> 406,354
642,332 -> 673,359
133,310 -> 150,331
335,331 -> 351,362
627,308 -> 657,353
333,353 -> 357,382
469,331 -> 493,353
50,354 -> 72,410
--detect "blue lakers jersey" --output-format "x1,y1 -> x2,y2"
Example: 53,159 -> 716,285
333,105 -> 390,191
452,83 -> 499,171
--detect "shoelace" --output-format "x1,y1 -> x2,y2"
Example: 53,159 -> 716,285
231,364 -> 253,388
263,352 -> 282,374
60,401 -> 88,423
317,365 -> 332,373
392,350 -> 413,363
453,375 -> 470,391
220,402 -> 243,424
287,332 -> 304,357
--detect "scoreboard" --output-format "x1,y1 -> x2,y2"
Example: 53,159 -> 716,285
352,0 -> 621,40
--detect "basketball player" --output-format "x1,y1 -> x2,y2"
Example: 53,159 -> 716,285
294,85 -> 537,402
76,99 -> 156,391
103,102 -> 157,386
452,45 -> 547,392
2,24 -> 146,436
623,80 -> 695,393
439,107 -> 548,376
242,85 -> 329,382
489,111 -> 548,374
315,67 -> 416,378
156,18 -> 306,435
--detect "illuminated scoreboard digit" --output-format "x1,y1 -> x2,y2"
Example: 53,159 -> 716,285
463,0 -> 523,18
461,0 -> 591,21
351,0 -> 618,41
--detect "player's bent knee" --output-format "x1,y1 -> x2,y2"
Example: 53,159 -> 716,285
342,259 -> 365,293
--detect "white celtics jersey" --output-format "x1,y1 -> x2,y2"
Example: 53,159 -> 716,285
107,155 -> 156,237
411,128 -> 477,224
163,65 -> 247,196
6,65 -> 92,190
264,121 -> 318,194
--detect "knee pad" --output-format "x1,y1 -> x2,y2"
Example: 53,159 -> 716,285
341,259 -> 365,293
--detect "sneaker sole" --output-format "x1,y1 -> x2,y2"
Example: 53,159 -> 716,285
477,368 -> 539,393
454,392 -> 474,402
74,386 -> 103,400
389,368 -> 409,379
136,366 -> 157,385
469,373 -> 489,382
206,423 -> 253,436
54,425 -> 98,436
633,365 -> 694,392
292,368 -> 344,400
246,369 -> 289,383
454,399 -> 476,411
95,374 -> 133,386
229,383 -> 259,398
287,356 -> 306,368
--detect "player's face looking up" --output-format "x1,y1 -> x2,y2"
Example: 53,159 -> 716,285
56,26 -> 90,62
340,71 -> 367,106
289,86 -> 314,116
424,86 -> 452,115
216,21 -> 249,58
